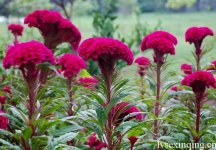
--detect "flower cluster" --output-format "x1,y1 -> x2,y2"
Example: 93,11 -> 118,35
24,9 -> 81,50
8,24 -> 24,36
86,133 -> 107,150
58,53 -> 86,78
0,110 -> 9,129
181,71 -> 215,94
181,64 -> 193,75
3,41 -> 55,69
140,31 -> 177,64
185,27 -> 214,46
207,60 -> 216,70
134,56 -> 151,76
111,101 -> 143,127
79,77 -> 98,89
79,37 -> 134,65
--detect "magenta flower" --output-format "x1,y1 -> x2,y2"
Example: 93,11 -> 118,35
24,9 -> 81,50
128,136 -> 138,150
8,24 -> 24,36
0,110 -> 9,129
141,31 -> 177,64
2,86 -> 12,94
111,101 -> 143,127
181,71 -> 215,94
170,86 -> 183,92
86,133 -> 107,150
79,37 -> 133,76
181,64 -> 193,75
79,77 -> 98,89
58,53 -> 86,78
0,96 -> 6,106
134,56 -> 151,76
207,60 -> 216,70
3,40 -> 55,69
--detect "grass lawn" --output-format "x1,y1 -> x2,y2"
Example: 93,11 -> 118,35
1,12 -> 216,76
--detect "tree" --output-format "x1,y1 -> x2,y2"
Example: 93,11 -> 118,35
166,0 -> 196,10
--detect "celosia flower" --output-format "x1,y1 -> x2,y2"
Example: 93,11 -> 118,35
58,53 -> 86,78
128,136 -> 138,150
134,56 -> 151,76
181,64 -> 193,75
207,60 -> 216,70
3,40 -> 55,69
8,24 -> 24,36
2,86 -> 12,94
185,27 -> 214,46
78,37 -> 133,76
111,101 -> 143,127
181,71 -> 215,94
86,133 -> 107,150
0,96 -> 6,106
170,86 -> 183,92
79,77 -> 98,89
24,9 -> 81,50
0,110 -> 9,129
140,31 -> 177,64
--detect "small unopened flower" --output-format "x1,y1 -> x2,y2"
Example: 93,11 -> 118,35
79,37 -> 134,76
24,9 -> 81,50
58,53 -> 86,78
79,77 -> 98,89
86,133 -> 107,150
134,56 -> 151,76
111,101 -> 143,127
181,71 -> 215,94
2,86 -> 12,94
181,64 -> 193,75
207,60 -> 216,70
0,110 -> 9,129
128,136 -> 138,150
0,96 -> 6,106
141,31 -> 177,64
170,86 -> 183,92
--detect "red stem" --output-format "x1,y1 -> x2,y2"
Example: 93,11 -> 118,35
67,78 -> 74,116
194,94 -> 202,143
153,63 -> 161,140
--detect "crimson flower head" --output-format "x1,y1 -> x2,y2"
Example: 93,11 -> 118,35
128,136 -> 138,150
170,86 -> 183,92
78,37 -> 134,76
8,24 -> 24,36
181,64 -> 193,75
181,71 -> 215,94
58,53 -> 86,78
79,77 -> 98,89
2,86 -> 12,94
185,27 -> 214,46
111,101 -> 143,127
141,31 -> 177,64
3,40 -> 55,69
207,60 -> 216,70
0,110 -> 9,129
134,56 -> 151,76
24,9 -> 81,50
0,96 -> 6,106
86,132 -> 107,150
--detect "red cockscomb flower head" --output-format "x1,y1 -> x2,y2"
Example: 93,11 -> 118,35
207,60 -> 216,70
181,64 -> 193,75
2,86 -> 12,94
86,133 -> 107,150
170,86 -> 183,92
0,110 -> 9,129
185,27 -> 214,45
79,77 -> 98,89
135,56 -> 151,76
0,96 -> 6,106
181,71 -> 215,94
8,24 -> 24,36
141,31 -> 177,64
3,41 -> 55,69
111,101 -> 143,127
128,136 -> 138,150
24,9 -> 81,50
79,37 -> 134,76
58,53 -> 86,78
